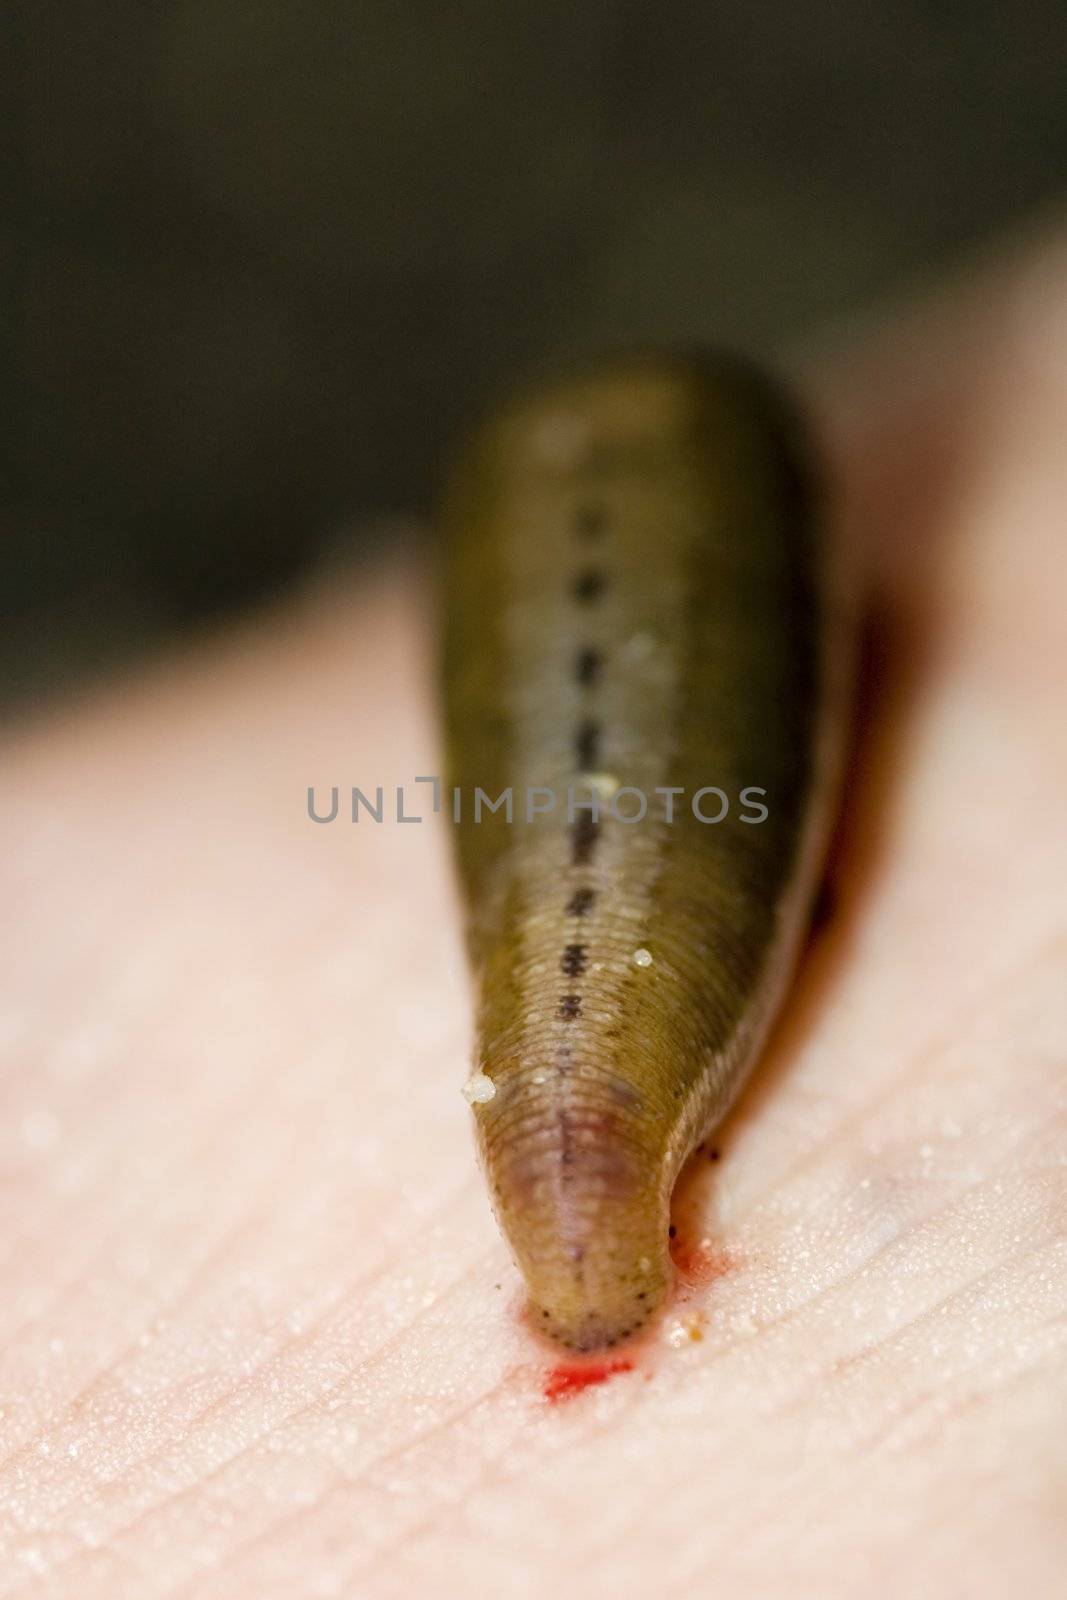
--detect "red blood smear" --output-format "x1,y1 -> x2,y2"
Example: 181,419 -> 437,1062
543,1358 -> 633,1403
670,1239 -> 735,1284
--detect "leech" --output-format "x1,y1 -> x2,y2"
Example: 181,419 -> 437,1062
442,352 -> 846,1352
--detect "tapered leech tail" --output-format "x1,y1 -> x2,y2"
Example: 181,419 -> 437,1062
442,352 -> 845,1351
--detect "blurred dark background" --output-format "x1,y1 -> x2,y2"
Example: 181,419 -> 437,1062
7,3 -> 1067,707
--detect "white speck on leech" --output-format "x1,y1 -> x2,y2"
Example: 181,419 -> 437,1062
462,1072 -> 496,1105
622,630 -> 656,663
632,948 -> 653,968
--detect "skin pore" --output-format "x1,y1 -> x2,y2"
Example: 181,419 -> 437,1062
1,232 -> 1065,1599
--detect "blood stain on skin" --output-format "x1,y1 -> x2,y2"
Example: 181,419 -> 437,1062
670,1235 -> 737,1285
543,1358 -> 634,1403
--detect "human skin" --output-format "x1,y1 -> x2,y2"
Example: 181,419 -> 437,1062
1,233 -> 1066,1599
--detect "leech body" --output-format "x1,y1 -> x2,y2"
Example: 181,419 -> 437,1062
442,353 -> 843,1352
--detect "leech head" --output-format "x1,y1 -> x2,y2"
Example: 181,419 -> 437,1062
524,1214 -> 671,1352
473,1066 -> 673,1351
526,1232 -> 671,1354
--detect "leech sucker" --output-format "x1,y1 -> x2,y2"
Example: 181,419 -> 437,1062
441,351 -> 846,1352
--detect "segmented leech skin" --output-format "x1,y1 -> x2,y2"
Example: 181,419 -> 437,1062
442,352 -> 845,1353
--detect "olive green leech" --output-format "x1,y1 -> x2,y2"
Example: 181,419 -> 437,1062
441,352 -> 844,1352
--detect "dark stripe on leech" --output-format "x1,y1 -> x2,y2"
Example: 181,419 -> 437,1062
567,886 -> 595,917
575,718 -> 600,769
576,504 -> 607,538
571,811 -> 599,865
561,508 -> 606,992
558,994 -> 581,1021
573,570 -> 606,604
561,944 -> 588,977
575,647 -> 602,687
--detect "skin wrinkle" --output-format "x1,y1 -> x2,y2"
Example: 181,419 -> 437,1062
0,1181 -> 473,1546
18,1152 -> 1058,1597
333,1272 -> 1055,1600
165,1387 -> 514,1600
174,1375 -> 543,1600
847,1255 -> 1066,1460
366,1451 -> 571,1581
0,1067 -> 468,1480
192,1310 -> 654,1600
0,1211 -> 267,1464
0,768 -> 459,1405
7,1240 -> 502,1592
777,1202 -> 1063,1404
669,1167 -> 1057,1428
718,1325 -> 1065,1582
2,1216 -> 486,1585
731,937 -> 1064,1230
632,1308 -> 1049,1589
6,825 -> 1062,1600
0,1145 -> 1043,1516
313,999 -> 1063,1582
9,1033 -> 467,1328
725,1154 -> 1066,1367
6,1232 -> 297,1471
56,1267 -> 1049,1593
2,237 -> 1067,1596
0,973 -> 394,1343
192,1341 -> 593,1597
752,1165 -> 1053,1388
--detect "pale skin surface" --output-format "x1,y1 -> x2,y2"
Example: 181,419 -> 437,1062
2,233 -> 1066,1600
